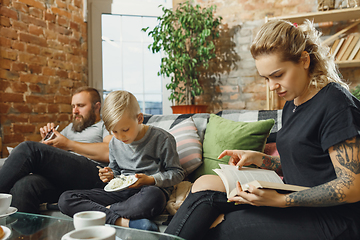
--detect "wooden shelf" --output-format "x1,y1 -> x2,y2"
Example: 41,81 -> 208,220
336,60 -> 360,68
265,8 -> 360,109
267,7 -> 360,23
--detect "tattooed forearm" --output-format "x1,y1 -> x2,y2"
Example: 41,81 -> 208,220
285,167 -> 354,207
260,155 -> 282,176
333,137 -> 360,174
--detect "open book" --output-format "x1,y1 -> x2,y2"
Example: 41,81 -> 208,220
213,164 -> 309,198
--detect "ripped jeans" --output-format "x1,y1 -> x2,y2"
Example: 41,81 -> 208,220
165,190 -> 360,240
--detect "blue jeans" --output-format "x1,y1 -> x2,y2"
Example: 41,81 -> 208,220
58,186 -> 167,225
0,141 -> 104,213
164,190 -> 360,240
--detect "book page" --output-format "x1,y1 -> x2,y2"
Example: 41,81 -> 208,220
216,164 -> 283,196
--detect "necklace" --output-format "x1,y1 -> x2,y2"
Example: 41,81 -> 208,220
293,105 -> 297,112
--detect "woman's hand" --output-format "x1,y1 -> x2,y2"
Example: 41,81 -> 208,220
98,167 -> 114,183
218,150 -> 264,169
128,174 -> 155,188
228,181 -> 287,208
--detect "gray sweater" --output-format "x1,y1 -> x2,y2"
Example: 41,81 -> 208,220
108,125 -> 185,188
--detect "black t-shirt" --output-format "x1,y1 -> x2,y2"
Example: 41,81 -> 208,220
277,82 -> 360,187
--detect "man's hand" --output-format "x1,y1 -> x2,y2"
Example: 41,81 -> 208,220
128,174 -> 155,188
40,123 -> 56,140
42,129 -> 71,150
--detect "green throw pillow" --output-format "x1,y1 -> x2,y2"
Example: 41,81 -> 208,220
189,114 -> 275,181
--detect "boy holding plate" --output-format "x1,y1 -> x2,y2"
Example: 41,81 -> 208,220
58,90 -> 185,231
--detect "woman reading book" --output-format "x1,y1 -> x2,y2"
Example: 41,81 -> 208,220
164,19 -> 360,240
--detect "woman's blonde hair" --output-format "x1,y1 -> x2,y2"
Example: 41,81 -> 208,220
250,19 -> 348,90
102,90 -> 141,132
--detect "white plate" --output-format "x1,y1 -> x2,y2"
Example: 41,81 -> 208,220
0,225 -> 11,239
104,176 -> 138,192
0,207 -> 17,219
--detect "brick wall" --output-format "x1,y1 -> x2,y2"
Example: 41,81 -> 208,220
184,0 -> 360,113
0,0 -> 87,157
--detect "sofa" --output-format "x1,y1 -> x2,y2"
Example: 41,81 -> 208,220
141,109 -> 282,229
21,109 -> 284,231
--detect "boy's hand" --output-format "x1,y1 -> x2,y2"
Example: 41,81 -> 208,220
98,167 -> 114,183
128,174 -> 155,188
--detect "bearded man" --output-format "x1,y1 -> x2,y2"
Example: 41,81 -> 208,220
0,87 -> 112,213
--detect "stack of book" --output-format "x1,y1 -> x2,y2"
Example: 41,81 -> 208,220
330,33 -> 360,61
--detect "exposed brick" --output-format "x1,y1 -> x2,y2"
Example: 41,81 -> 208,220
12,20 -> 28,31
19,12 -> 47,28
26,95 -> 54,104
0,114 -> 29,125
70,21 -> 80,32
19,32 -> 47,47
13,103 -> 32,113
18,0 -> 45,10
53,52 -> 66,61
29,64 -> 42,74
13,2 -> 29,13
0,36 -> 11,48
12,41 -> 26,51
28,83 -> 42,93
59,103 -> 71,113
56,113 -> 71,121
0,58 -> 12,70
0,69 -> 19,80
11,81 -> 28,93
51,7 -> 71,19
25,134 -> 41,142
12,62 -> 28,72
3,134 -> 25,144
37,75 -> 50,84
40,47 -> 55,57
0,102 -> 11,114
0,6 -> 18,20
0,27 -> 18,40
74,0 -> 82,8
33,103 -> 46,113
26,44 -> 40,54
55,94 -> 71,103
43,67 -> 56,76
57,15 -> 68,27
58,34 -> 69,44
0,92 -> 24,103
19,73 -> 37,83
13,123 -> 36,133
0,48 -> 17,60
56,69 -> 68,78
0,79 -> 10,91
0,16 -> 11,27
29,114 -> 55,123
1,0 -> 11,7
56,0 -> 68,9
29,7 -> 43,19
29,24 -> 44,36
45,12 -> 56,23
47,103 -> 59,113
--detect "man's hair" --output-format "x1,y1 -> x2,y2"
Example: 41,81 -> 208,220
73,86 -> 102,106
102,90 -> 141,132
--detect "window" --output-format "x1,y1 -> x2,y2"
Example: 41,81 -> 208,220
87,0 -> 172,114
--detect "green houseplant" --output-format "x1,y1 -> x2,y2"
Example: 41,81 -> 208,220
142,1 -> 222,111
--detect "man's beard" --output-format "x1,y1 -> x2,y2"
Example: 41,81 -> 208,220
72,109 -> 97,132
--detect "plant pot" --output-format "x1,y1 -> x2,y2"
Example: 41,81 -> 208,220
171,105 -> 208,114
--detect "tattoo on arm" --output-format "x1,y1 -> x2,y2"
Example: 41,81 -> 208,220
260,155 -> 282,176
333,137 -> 360,174
285,137 -> 360,207
285,167 -> 354,207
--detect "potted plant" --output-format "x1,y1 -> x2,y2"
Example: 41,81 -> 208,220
142,1 -> 222,113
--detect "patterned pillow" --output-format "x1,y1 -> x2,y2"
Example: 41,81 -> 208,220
169,117 -> 203,176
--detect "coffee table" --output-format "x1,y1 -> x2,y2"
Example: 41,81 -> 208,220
0,211 -> 184,240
